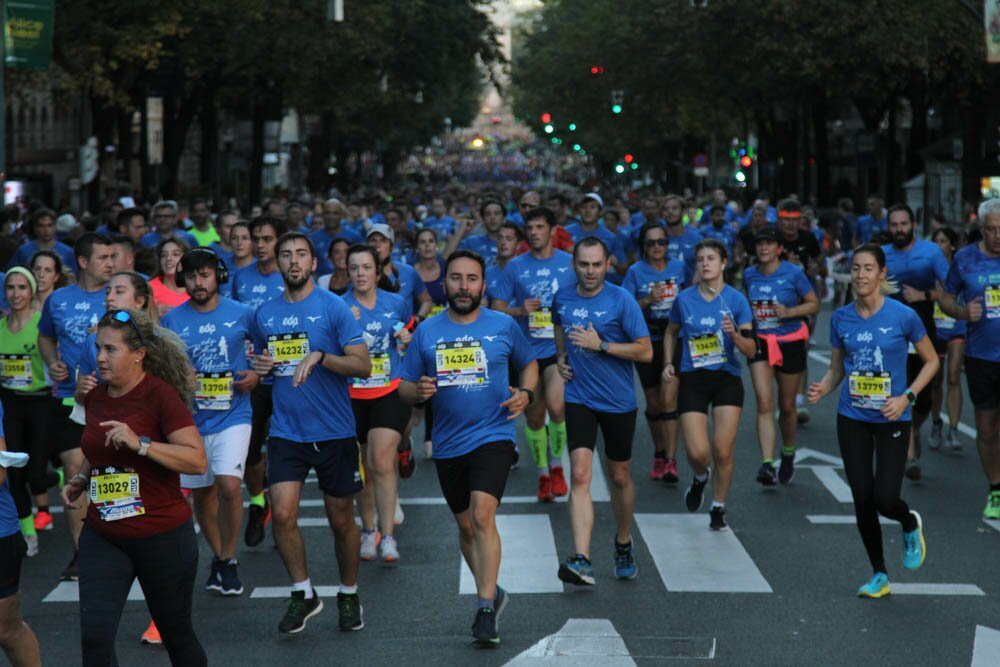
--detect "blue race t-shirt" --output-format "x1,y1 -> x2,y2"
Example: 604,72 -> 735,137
38,284 -> 107,398
230,264 -> 285,310
253,289 -> 365,442
8,240 -> 78,274
310,227 -> 364,276
341,288 -> 412,389
141,229 -> 199,249
742,261 -> 815,336
387,262 -> 428,312
944,243 -> 1000,361
0,404 -> 20,538
622,259 -> 689,341
485,263 -> 507,303
161,297 -> 255,435
493,250 -> 576,359
424,215 -> 458,240
667,226 -> 704,273
830,297 -> 927,423
856,215 -> 887,244
700,224 -> 737,256
400,308 -> 534,459
669,285 -> 753,376
883,240 -> 950,292
459,233 -> 499,267
564,223 -> 622,259
553,283 -> 649,412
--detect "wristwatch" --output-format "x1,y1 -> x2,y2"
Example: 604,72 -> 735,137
599,340 -> 610,353
137,436 -> 152,457
518,387 -> 535,403
904,389 -> 917,407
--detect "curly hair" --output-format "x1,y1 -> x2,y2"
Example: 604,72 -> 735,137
97,308 -> 195,408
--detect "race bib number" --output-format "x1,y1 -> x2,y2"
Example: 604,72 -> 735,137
353,353 -> 391,389
985,285 -> 1000,320
435,341 -> 488,387
752,299 -> 780,331
688,332 -> 726,368
649,280 -> 678,314
528,309 -> 554,339
933,302 -> 956,331
89,466 -> 145,522
849,371 -> 891,410
0,354 -> 31,390
196,371 -> 234,411
267,332 -> 310,377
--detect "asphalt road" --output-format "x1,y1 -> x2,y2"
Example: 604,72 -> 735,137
18,305 -> 1000,666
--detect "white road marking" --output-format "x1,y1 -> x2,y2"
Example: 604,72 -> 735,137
972,625 -> 1000,667
983,519 -> 1000,533
891,583 -> 985,596
250,586 -> 341,599
505,618 -> 636,666
460,514 -> 562,594
794,447 -> 843,466
804,465 -> 854,503
807,514 -> 891,525
635,514 -> 772,593
44,580 -> 144,603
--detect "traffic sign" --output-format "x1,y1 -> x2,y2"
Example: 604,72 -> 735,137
692,152 -> 709,167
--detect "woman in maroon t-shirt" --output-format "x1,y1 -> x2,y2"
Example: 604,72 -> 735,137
61,308 -> 207,666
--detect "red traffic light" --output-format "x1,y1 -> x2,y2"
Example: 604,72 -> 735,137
624,154 -> 634,164
739,155 -> 753,168
541,113 -> 551,124
590,65 -> 604,75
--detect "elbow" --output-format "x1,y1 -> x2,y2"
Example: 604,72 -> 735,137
639,342 -> 654,363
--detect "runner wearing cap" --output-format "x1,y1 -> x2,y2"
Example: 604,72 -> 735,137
565,193 -> 626,281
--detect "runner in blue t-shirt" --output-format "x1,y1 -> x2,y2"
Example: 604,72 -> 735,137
664,239 -> 756,530
37,232 -> 114,579
230,216 -> 287,548
742,227 -> 818,487
927,227 -> 966,452
453,200 -> 505,268
552,238 -> 651,587
622,223 -> 690,484
250,232 -> 369,635
564,193 -> 626,282
484,222 -> 522,306
163,248 -> 258,596
808,243 -> 936,598
399,249 -> 537,646
939,199 -> 1000,519
367,224 -> 432,323
491,207 -> 575,502
7,209 -> 78,274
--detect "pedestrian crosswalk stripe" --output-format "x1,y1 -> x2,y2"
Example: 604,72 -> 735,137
984,519 -> 1000,534
634,514 -> 772,593
891,583 -> 984,596
972,625 -> 1000,667
43,580 -> 145,603
807,514 -> 891,525
251,586 -> 341,599
460,514 -> 562,594
806,465 -> 853,503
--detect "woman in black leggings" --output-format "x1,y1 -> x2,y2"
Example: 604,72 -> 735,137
808,244 -> 938,597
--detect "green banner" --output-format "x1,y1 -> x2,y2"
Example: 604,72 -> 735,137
3,0 -> 54,70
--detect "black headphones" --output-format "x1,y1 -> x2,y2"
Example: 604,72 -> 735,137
175,247 -> 229,287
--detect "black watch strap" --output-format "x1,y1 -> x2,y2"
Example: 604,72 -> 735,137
519,387 -> 535,403
904,389 -> 917,407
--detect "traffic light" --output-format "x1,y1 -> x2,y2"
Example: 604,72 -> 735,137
568,123 -> 577,131
739,155 -> 753,168
624,154 -> 634,164
541,112 -> 551,124
630,163 -> 639,170
611,104 -> 622,114
735,171 -> 747,183
572,144 -> 581,151
544,124 -> 554,134
590,65 -> 605,75
614,164 -> 625,174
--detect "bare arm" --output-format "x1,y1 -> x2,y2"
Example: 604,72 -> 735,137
490,298 -> 527,318
807,347 -> 846,404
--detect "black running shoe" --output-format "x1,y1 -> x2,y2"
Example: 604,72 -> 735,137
685,475 -> 708,512
245,499 -> 270,547
778,453 -> 795,484
220,558 -> 244,596
471,607 -> 500,646
205,556 -> 223,592
709,506 -> 728,531
337,592 -> 364,631
278,590 -> 323,634
60,551 -> 79,581
756,463 -> 777,487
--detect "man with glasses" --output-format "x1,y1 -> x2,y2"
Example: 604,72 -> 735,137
142,201 -> 197,249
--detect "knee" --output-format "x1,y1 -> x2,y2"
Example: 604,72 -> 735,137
372,447 -> 395,476
470,506 -> 495,534
456,515 -> 474,542
608,465 -> 631,488
0,616 -> 21,647
570,465 -> 592,488
271,503 -> 297,530
549,408 -> 565,423
217,478 -> 241,502
756,396 -> 775,414
712,450 -> 733,469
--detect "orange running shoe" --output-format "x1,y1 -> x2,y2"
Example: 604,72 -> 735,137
537,475 -> 554,503
141,620 -> 162,645
549,466 -> 568,497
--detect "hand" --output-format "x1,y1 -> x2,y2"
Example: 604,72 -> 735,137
458,218 -> 477,237
568,322 -> 602,351
100,420 -> 140,452
394,326 -> 412,347
76,371 -> 98,396
49,360 -> 69,382
721,315 -> 737,338
351,305 -> 361,320
968,296 -> 983,323
234,369 -> 259,393
806,380 -> 828,405
500,386 -> 530,420
61,475 -> 87,509
523,298 -> 542,313
557,356 -> 573,382
880,395 -> 910,421
661,362 -> 676,382
901,284 -> 924,304
292,351 -> 323,388
773,303 -> 789,319
253,350 -> 275,376
415,375 -> 437,401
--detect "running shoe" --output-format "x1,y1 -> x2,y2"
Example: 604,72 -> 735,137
857,572 -> 891,598
394,498 -> 404,526
661,459 -> 679,484
650,456 -> 667,480
709,506 -> 728,531
360,530 -> 381,561
34,510 -> 53,531
220,558 -> 244,596
60,551 -> 79,581
685,475 -> 708,512
944,428 -> 962,451
279,590 -> 323,634
379,535 -> 399,562
983,492 -> 1000,520
493,586 -> 509,628
398,446 -> 416,479
613,540 -> 637,580
902,511 -> 925,570
140,621 -> 162,645
537,475 -> 554,503
904,460 -> 922,481
471,607 -> 500,646
205,556 -> 223,592
558,553 -> 596,586
796,406 -> 810,424
756,463 -> 777,487
24,534 -> 38,558
929,421 -> 943,450
337,592 -> 364,631
549,466 -> 568,497
244,498 -> 271,547
510,446 -> 520,470
778,453 -> 796,484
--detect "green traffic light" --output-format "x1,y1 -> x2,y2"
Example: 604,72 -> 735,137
630,163 -> 638,170
568,123 -> 577,131
572,144 -> 581,151
615,164 -> 625,174
611,104 -> 622,114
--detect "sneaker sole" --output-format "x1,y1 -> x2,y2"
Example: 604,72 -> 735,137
140,639 -> 162,645
662,475 -> 679,485
779,471 -> 795,485
857,586 -> 891,599
281,599 -> 324,634
206,583 -> 222,592
613,566 -> 638,580
473,635 -> 501,647
756,473 -> 776,486
557,565 -> 595,586
494,590 -> 510,627
221,586 -> 244,596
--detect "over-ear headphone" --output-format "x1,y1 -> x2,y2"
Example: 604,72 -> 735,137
175,247 -> 229,287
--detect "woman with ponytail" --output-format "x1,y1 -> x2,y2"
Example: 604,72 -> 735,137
808,243 -> 938,598
61,307 -> 207,666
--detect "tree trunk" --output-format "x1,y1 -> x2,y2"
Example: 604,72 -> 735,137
249,99 -> 265,205
811,93 -> 830,205
162,91 -> 199,199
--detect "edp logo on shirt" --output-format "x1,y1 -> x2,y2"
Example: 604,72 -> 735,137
857,331 -> 873,343
282,316 -> 299,327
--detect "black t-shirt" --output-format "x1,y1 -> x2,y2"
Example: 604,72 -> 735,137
738,226 -> 761,264
778,230 -> 821,272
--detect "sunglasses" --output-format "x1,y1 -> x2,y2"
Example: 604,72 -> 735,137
111,310 -> 145,347
644,239 -> 669,247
